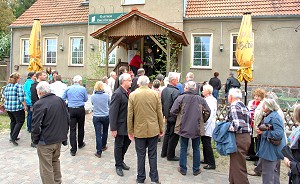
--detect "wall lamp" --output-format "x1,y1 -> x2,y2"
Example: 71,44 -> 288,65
59,44 -> 64,51
90,44 -> 95,51
219,44 -> 224,52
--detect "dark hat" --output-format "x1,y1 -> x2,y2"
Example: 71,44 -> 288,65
27,71 -> 35,78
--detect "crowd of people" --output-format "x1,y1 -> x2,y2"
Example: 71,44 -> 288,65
1,65 -> 299,184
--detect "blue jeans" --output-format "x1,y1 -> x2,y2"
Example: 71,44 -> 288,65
212,89 -> 219,100
179,136 -> 200,174
93,116 -> 109,155
27,105 -> 32,131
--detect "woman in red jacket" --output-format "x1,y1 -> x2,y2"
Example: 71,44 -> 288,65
129,50 -> 143,75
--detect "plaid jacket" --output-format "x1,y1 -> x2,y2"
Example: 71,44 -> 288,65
3,83 -> 26,111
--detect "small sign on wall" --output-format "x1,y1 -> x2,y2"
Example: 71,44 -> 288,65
89,13 -> 126,25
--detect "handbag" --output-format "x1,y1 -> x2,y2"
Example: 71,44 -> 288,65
267,137 -> 282,146
281,145 -> 297,162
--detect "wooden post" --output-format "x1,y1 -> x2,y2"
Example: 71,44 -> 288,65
166,39 -> 171,74
105,36 -> 109,76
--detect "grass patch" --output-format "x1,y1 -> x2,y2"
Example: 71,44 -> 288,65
0,112 -> 10,132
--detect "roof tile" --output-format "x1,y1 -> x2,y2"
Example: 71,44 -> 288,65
185,0 -> 300,18
10,0 -> 88,27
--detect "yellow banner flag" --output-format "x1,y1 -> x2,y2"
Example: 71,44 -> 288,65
28,19 -> 43,72
236,14 -> 254,82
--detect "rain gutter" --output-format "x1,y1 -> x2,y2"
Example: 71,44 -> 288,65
183,15 -> 300,21
10,28 -> 13,74
9,22 -> 88,29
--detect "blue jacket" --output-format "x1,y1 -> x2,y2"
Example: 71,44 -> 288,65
23,78 -> 34,106
256,111 -> 286,161
212,121 -> 237,156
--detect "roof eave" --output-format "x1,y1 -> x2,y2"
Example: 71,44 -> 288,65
183,14 -> 300,20
10,22 -> 88,29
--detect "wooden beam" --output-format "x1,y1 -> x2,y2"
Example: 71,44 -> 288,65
108,36 -> 125,54
105,36 -> 109,76
149,35 -> 167,54
166,39 -> 171,73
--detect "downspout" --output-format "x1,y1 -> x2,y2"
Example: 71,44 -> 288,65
9,27 -> 13,74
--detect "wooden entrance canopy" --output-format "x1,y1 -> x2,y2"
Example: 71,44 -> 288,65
90,7 -> 189,75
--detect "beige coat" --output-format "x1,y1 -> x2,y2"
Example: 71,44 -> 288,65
127,86 -> 164,138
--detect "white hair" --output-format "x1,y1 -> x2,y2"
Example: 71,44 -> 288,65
203,84 -> 213,94
186,72 -> 194,80
36,81 -> 51,94
137,76 -> 150,86
228,88 -> 242,99
168,72 -> 177,81
110,71 -> 116,77
73,75 -> 82,83
185,81 -> 196,90
119,73 -> 131,84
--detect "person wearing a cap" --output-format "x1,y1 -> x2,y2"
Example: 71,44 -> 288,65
23,72 -> 36,132
256,98 -> 286,184
62,75 -> 88,156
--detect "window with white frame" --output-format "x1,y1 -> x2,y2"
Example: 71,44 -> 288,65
70,37 -> 84,65
123,0 -> 145,5
230,33 -> 239,68
21,39 -> 30,64
99,41 -> 116,66
191,34 -> 212,68
44,38 -> 57,65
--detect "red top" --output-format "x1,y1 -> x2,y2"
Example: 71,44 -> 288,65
129,55 -> 143,68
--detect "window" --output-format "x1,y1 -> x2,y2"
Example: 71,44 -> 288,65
230,33 -> 239,68
70,37 -> 84,65
191,34 -> 212,68
99,41 -> 116,66
44,38 -> 57,65
230,33 -> 254,69
123,0 -> 145,5
21,39 -> 30,64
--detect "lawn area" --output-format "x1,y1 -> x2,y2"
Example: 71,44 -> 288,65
0,112 -> 10,132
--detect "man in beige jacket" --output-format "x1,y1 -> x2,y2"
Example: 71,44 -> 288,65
127,76 -> 164,184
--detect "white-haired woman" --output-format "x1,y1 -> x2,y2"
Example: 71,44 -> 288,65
201,84 -> 217,169
256,99 -> 286,184
284,104 -> 300,183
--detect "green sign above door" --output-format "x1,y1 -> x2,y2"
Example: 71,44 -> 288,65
89,13 -> 126,25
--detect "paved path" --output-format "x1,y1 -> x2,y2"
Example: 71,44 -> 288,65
0,97 -> 288,184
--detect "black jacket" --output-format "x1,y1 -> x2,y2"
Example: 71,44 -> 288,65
225,77 -> 241,93
30,81 -> 39,105
209,77 -> 221,90
130,75 -> 141,92
109,86 -> 129,135
31,93 -> 69,145
161,84 -> 180,123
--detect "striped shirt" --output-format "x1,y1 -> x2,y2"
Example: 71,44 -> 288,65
3,83 -> 26,111
225,100 -> 252,133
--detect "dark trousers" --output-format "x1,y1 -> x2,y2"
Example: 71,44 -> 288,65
26,105 -> 32,132
114,134 -> 131,168
248,137 -> 259,159
229,133 -> 251,184
7,110 -> 25,141
161,121 -> 179,159
130,65 -> 139,76
135,136 -> 159,183
201,136 -> 216,166
68,107 -> 85,153
93,116 -> 109,155
145,65 -> 153,77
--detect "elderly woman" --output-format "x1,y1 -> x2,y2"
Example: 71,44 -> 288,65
284,104 -> 300,183
3,72 -> 27,146
256,99 -> 286,184
91,81 -> 111,158
201,84 -> 217,169
246,88 -> 266,162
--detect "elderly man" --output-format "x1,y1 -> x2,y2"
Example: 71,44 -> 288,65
62,75 -> 88,156
171,81 -> 210,176
131,68 -> 145,92
161,72 -> 180,161
183,72 -> 200,94
108,71 -> 117,92
31,81 -> 69,184
225,88 -> 251,184
128,76 -> 164,184
109,73 -> 132,177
